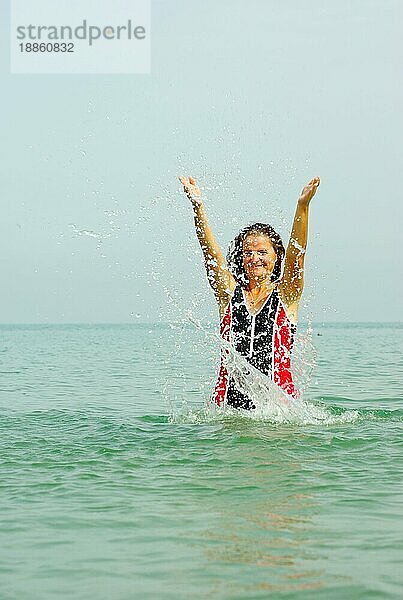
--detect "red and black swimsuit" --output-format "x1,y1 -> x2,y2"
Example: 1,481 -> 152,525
213,285 -> 298,409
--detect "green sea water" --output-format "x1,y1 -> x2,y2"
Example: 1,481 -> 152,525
1,323 -> 402,599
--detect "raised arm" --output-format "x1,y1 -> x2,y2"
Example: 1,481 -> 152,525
179,176 -> 235,316
279,176 -> 320,321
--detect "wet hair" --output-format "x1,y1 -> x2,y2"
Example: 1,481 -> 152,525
226,223 -> 285,288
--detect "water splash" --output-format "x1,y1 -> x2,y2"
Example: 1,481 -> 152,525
69,223 -> 105,251
167,316 -> 359,426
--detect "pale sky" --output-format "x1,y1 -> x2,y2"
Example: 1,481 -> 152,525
1,0 -> 401,323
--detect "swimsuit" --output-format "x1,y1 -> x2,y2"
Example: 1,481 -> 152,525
213,285 -> 298,409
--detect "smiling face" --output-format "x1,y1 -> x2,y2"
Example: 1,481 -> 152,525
242,234 -> 277,285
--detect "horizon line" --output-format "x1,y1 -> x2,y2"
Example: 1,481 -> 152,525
0,321 -> 402,326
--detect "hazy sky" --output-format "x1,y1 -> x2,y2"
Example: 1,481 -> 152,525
1,0 -> 401,323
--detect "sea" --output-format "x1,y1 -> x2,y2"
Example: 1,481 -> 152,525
0,322 -> 402,599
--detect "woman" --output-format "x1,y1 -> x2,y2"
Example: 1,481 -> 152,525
179,175 -> 320,410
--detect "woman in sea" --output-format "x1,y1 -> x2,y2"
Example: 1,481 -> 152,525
179,174 -> 320,410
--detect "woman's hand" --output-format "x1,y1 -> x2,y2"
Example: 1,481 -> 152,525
179,176 -> 202,205
299,176 -> 320,206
